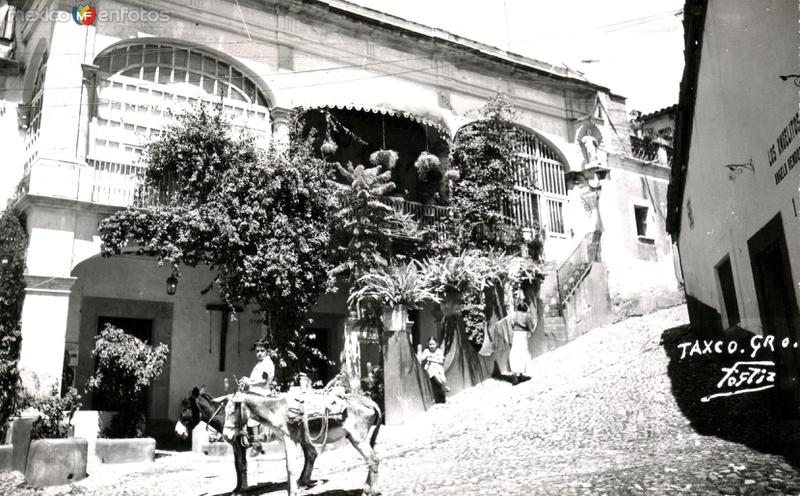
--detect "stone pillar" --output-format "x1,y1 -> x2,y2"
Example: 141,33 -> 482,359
381,306 -> 433,425
270,107 -> 292,149
341,316 -> 362,392
18,275 -> 76,392
17,206 -> 79,393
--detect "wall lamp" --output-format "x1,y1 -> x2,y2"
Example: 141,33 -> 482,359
724,158 -> 754,180
166,273 -> 179,295
723,159 -> 754,173
779,74 -> 800,87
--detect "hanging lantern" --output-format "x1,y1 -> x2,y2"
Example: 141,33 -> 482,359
166,274 -> 178,295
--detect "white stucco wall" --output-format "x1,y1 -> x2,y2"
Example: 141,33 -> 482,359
678,0 -> 800,333
71,255 -> 264,420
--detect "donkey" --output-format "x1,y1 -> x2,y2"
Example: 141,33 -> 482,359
175,387 -> 249,492
222,391 -> 381,496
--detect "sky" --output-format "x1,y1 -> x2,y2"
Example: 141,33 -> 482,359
348,0 -> 685,114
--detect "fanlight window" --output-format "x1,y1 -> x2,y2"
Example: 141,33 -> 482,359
91,43 -> 270,166
88,42 -> 271,206
95,44 -> 269,106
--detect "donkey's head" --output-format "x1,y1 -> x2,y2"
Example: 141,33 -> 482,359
175,387 -> 203,439
222,393 -> 249,443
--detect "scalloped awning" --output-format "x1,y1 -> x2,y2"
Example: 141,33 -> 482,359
303,103 -> 450,138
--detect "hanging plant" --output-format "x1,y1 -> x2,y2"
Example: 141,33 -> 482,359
444,169 -> 460,182
414,152 -> 442,182
320,139 -> 338,157
369,149 -> 399,169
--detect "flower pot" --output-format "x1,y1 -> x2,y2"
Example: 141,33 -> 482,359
440,289 -> 463,317
381,305 -> 408,332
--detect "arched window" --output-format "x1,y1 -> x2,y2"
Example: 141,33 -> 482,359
452,122 -> 568,236
91,42 -> 270,165
513,130 -> 567,235
23,50 -> 47,169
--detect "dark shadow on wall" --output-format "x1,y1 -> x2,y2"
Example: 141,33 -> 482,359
660,323 -> 800,464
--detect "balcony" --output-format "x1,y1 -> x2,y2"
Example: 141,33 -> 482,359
16,158 -> 561,248
630,136 -> 672,166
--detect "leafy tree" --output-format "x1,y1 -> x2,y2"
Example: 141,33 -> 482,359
87,325 -> 168,437
0,209 -> 27,432
99,104 -> 335,377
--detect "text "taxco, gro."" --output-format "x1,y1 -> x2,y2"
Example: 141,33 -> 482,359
677,334 -> 795,360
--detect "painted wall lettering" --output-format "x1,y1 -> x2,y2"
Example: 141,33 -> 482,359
769,111 -> 800,187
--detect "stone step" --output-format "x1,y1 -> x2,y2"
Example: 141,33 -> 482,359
544,317 -> 568,342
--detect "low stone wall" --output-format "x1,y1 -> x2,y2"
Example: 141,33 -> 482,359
25,438 -> 88,486
95,438 -> 155,464
0,445 -> 11,471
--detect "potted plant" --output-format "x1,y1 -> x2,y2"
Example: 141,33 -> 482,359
87,324 -> 168,463
348,261 -> 439,424
348,260 -> 438,330
19,386 -> 86,486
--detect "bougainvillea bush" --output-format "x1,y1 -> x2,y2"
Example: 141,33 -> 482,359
98,104 -> 335,375
87,325 -> 168,438
0,209 -> 27,433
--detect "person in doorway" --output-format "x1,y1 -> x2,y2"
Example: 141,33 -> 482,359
419,337 -> 449,403
238,337 -> 275,456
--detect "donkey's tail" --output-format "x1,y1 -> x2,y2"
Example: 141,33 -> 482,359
369,403 -> 382,449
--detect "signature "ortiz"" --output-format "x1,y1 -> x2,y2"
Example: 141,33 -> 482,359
700,361 -> 776,403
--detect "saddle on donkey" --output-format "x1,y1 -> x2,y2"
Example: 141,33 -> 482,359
286,386 -> 348,426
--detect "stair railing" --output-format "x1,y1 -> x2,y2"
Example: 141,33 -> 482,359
555,231 -> 602,307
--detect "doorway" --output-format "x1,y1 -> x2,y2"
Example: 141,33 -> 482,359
748,213 -> 800,416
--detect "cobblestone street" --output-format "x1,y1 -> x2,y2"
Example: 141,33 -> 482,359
5,305 -> 800,495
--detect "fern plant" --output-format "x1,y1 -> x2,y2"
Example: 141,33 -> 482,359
348,260 -> 439,311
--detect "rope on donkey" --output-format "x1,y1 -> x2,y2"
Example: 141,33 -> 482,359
302,404 -> 330,455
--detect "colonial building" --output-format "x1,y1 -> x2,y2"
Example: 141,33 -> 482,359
0,0 -> 679,435
667,1 -> 800,407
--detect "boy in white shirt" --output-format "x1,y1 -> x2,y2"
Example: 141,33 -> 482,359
238,338 -> 275,455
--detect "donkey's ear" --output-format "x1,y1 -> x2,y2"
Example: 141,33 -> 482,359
191,387 -> 200,398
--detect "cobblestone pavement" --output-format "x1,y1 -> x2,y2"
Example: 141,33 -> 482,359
5,305 -> 800,495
